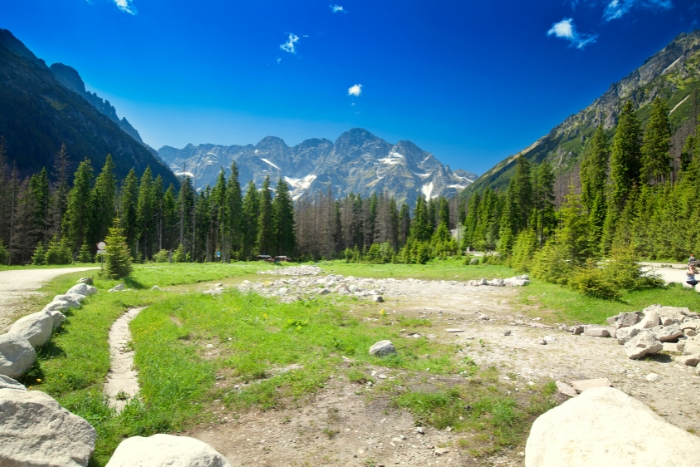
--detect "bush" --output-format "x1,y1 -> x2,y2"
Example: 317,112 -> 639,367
153,249 -> 170,263
510,229 -> 538,272
569,260 -> 620,300
531,240 -> 572,285
31,242 -> 46,265
77,243 -> 93,263
0,239 -> 7,265
603,246 -> 663,290
103,222 -> 133,279
173,244 -> 187,263
46,236 -> 72,265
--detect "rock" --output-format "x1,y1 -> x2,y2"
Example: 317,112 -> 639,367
570,378 -> 612,393
662,342 -> 681,353
0,334 -> 36,378
524,387 -> 700,467
42,300 -> 69,313
645,373 -> 659,382
584,327 -> 610,338
686,329 -> 698,337
683,340 -> 700,356
49,310 -> 66,329
369,340 -> 397,357
559,324 -> 569,332
675,355 -> 700,366
8,310 -> 53,348
416,427 -> 425,434
606,316 -> 617,326
616,326 -> 640,345
214,283 -> 223,287
77,277 -> 93,285
614,312 -> 640,329
445,329 -> 464,333
652,306 -> 690,323
434,448 -> 450,456
0,375 -> 25,391
534,338 -> 547,345
624,330 -> 662,359
653,323 -> 684,342
151,285 -> 161,291
637,308 -> 661,329
53,294 -> 83,308
67,283 -> 90,296
605,326 -> 617,338
555,381 -> 577,397
503,330 -> 512,336
469,258 -> 479,265
680,320 -> 700,331
107,434 -> 231,467
0,389 -> 96,467
543,336 -> 556,343
570,325 -> 584,335
480,314 -> 489,320
319,288 -> 330,296
372,295 -> 384,303
86,285 -> 97,295
111,283 -> 124,292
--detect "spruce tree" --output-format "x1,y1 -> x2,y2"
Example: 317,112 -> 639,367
256,176 -> 274,254
273,178 -> 295,256
558,186 -> 591,264
532,161 -> 556,247
641,97 -> 672,184
242,180 -> 260,258
120,169 -> 139,253
136,167 -> 156,260
225,162 -> 243,260
62,159 -> 94,256
90,155 -> 117,250
609,100 -> 642,213
580,125 -> 610,213
103,219 -> 133,279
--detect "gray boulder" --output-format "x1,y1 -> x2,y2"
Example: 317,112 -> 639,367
105,434 -> 231,467
584,327 -> 610,338
66,283 -> 90,297
683,340 -> 700,356
86,285 -> 97,295
49,310 -> 66,329
77,277 -> 93,285
637,308 -> 661,329
525,387 -> 700,467
52,294 -> 83,308
0,375 -> 25,391
681,320 -> 700,331
42,300 -> 69,313
0,389 -> 96,467
614,312 -> 640,329
0,334 -> 36,378
624,330 -> 662,359
615,326 -> 640,345
653,323 -> 684,342
369,340 -> 397,357
109,283 -> 124,292
8,311 -> 53,348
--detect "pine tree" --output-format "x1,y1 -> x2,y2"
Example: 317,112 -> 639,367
90,155 -> 117,251
532,161 -> 556,247
558,185 -> 590,264
103,219 -> 133,279
641,97 -> 672,185
257,176 -> 274,254
580,125 -> 610,213
242,180 -> 260,258
136,167 -> 156,261
225,162 -> 243,260
120,169 -> 139,253
273,178 -> 295,256
511,157 -> 533,231
62,159 -> 94,256
49,144 -> 70,240
162,184 -> 178,251
410,197 -> 432,242
609,100 -> 642,213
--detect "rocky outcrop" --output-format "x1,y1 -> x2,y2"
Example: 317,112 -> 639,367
0,389 -> 96,467
525,387 -> 700,467
106,434 -> 231,467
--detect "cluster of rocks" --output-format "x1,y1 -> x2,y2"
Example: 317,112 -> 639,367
238,274 -> 392,302
258,265 -> 322,276
0,278 -> 95,379
562,305 -> 700,365
467,275 -> 531,287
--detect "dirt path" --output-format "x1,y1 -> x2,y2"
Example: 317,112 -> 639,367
0,267 -> 98,331
187,274 -> 700,466
105,307 -> 145,412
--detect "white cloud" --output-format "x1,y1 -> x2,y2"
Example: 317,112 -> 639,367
547,18 -> 597,49
280,33 -> 300,54
276,57 -> 282,64
331,4 -> 346,13
114,0 -> 136,14
603,0 -> 672,20
348,84 -> 362,96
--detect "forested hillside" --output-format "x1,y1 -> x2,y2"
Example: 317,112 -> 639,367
464,30 -> 700,197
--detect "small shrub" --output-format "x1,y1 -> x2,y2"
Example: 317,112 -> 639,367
569,260 -> 620,300
173,244 -> 187,263
0,239 -> 8,264
153,249 -> 170,263
510,229 -> 538,272
77,243 -> 93,263
103,221 -> 133,279
31,242 -> 46,265
531,240 -> 572,285
46,236 -> 72,265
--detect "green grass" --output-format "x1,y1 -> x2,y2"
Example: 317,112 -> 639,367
521,280 -> 700,324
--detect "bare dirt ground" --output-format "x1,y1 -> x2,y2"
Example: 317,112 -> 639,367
0,267 -> 97,331
186,275 -> 700,466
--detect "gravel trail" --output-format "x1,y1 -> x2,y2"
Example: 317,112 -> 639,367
0,267 -> 98,330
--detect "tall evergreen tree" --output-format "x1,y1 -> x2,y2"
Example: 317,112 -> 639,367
580,125 -> 610,213
225,162 -> 243,260
273,178 -> 295,256
609,100 -> 642,212
641,97 -> 672,184
242,180 -> 260,258
136,167 -> 156,260
62,159 -> 94,255
120,169 -> 139,254
410,196 -> 432,242
257,176 -> 275,254
90,155 -> 117,250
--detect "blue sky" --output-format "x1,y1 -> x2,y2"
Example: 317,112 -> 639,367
3,0 -> 698,174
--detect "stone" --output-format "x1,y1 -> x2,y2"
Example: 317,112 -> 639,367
8,310 -> 53,348
584,327 -> 610,338
652,306 -> 690,323
686,329 -> 698,337
605,326 -> 617,338
67,283 -> 90,296
606,316 -> 617,326
675,355 -> 700,366
662,342 -> 680,353
680,320 -> 700,331
434,448 -> 450,456
416,427 -> 425,434
524,387 -> 700,467
86,285 -> 97,295
637,308 -> 661,329
616,326 -> 640,345
369,340 -> 397,357
0,334 -> 36,378
555,381 -> 577,397
111,283 -> 124,292
53,294 -> 83,308
653,323 -> 683,342
624,330 -> 662,359
151,285 -> 161,291
570,325 -> 584,335
445,329 -> 464,333
645,373 -> 659,382
372,295 -> 384,303
319,288 -> 330,295
570,378 -> 612,393
543,336 -> 556,343
0,389 -> 96,467
534,338 -> 547,345
49,310 -> 66,329
503,330 -> 512,336
0,375 -> 25,391
614,312 -> 640,329
683,340 -> 700,356
77,277 -> 93,285
42,300 -> 69,313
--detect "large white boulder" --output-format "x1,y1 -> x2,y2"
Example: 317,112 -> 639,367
0,375 -> 25,391
105,434 -> 231,467
525,387 -> 700,467
66,283 -> 90,297
0,389 -> 96,467
49,310 -> 67,329
624,329 -> 662,359
8,311 -> 53,348
42,300 -> 70,313
0,333 -> 37,378
53,294 -> 83,308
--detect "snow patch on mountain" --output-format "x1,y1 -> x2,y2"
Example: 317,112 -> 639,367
260,157 -> 281,170
284,174 -> 317,201
378,152 -> 404,165
422,182 -> 435,200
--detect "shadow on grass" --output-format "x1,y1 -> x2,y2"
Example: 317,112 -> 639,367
124,277 -> 146,290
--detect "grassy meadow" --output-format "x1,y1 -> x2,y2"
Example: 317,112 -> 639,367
15,258 -> 700,464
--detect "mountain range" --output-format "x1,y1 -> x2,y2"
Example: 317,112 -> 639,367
0,29 -> 177,185
465,30 -> 700,197
159,130 -> 477,205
